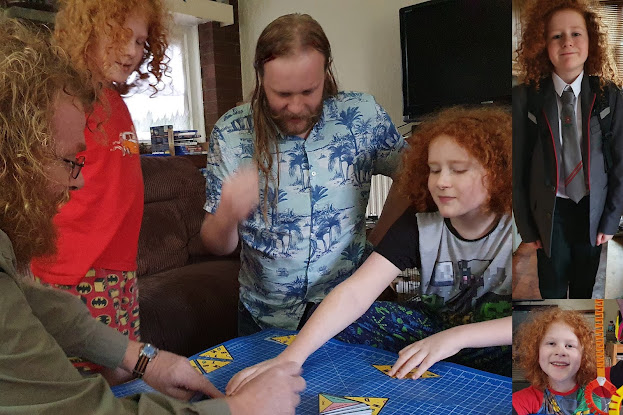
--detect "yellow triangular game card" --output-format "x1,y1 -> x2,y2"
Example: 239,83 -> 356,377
195,359 -> 232,373
318,394 -> 333,412
199,345 -> 233,360
270,335 -> 297,346
345,396 -> 389,415
372,364 -> 439,378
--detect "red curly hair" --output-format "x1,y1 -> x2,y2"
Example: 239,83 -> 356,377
54,0 -> 170,96
513,308 -> 596,391
517,0 -> 620,87
399,106 -> 511,216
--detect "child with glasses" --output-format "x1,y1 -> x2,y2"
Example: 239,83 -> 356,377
30,0 -> 169,382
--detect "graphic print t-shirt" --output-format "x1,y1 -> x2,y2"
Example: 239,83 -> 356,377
31,88 -> 144,284
375,207 -> 512,323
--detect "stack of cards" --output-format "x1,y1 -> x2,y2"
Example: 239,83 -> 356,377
319,394 -> 372,415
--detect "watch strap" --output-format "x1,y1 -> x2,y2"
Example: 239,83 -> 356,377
133,343 -> 158,378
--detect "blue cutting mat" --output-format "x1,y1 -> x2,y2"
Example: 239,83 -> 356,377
112,329 -> 511,414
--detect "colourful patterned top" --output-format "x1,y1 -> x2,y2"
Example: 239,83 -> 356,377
204,92 -> 406,329
513,384 -> 604,415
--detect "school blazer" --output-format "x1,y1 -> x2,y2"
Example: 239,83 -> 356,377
512,76 -> 623,257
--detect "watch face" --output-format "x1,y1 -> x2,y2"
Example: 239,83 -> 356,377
142,343 -> 158,358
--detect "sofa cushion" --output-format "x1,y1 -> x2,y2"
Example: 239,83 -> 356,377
138,156 -> 208,276
139,200 -> 191,276
141,156 -> 205,204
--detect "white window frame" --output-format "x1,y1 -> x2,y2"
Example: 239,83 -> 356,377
179,21 -> 206,143
125,15 -> 205,144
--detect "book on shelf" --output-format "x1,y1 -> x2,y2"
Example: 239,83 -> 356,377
174,129 -> 202,141
173,129 -> 204,155
151,125 -> 206,155
150,124 -> 174,154
174,142 -> 207,156
173,134 -> 201,142
173,129 -> 198,135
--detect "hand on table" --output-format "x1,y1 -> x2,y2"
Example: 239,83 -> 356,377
227,361 -> 306,415
597,233 -> 613,246
226,356 -> 294,396
388,328 -> 462,380
143,350 -> 224,401
220,165 -> 260,223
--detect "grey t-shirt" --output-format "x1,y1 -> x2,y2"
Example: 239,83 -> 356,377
375,207 -> 512,321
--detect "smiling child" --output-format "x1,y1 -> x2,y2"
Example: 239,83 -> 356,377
513,0 -> 623,299
512,307 -> 623,415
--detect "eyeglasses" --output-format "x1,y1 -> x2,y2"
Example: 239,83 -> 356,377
61,156 -> 86,179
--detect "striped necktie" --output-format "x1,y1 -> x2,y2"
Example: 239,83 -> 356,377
561,86 -> 586,203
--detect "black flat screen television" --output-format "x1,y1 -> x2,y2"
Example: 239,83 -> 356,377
400,0 -> 512,121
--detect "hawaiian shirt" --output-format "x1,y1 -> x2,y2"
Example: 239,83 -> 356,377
204,91 -> 406,329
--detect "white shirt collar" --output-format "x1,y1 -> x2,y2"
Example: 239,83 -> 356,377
552,71 -> 583,98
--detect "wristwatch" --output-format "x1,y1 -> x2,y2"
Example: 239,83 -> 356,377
133,343 -> 159,378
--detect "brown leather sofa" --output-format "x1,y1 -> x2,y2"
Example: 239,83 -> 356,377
136,156 -> 240,357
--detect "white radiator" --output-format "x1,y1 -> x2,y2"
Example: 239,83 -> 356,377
366,174 -> 393,218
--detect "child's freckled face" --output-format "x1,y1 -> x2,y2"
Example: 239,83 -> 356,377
546,9 -> 589,83
427,134 -> 489,221
538,321 -> 583,392
92,13 -> 148,84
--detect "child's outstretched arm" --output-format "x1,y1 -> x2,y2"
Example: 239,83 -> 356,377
388,316 -> 512,380
226,252 -> 401,395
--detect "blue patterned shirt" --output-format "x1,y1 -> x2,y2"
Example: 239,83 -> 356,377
204,92 -> 406,329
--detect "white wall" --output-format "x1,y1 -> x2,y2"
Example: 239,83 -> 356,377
237,0 -> 422,128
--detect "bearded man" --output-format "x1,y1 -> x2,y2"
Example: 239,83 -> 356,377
0,18 -> 303,415
200,13 -> 408,334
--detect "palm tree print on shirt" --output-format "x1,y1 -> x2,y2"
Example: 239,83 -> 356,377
204,92 -> 406,330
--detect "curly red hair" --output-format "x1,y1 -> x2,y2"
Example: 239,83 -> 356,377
513,308 -> 596,391
517,0 -> 620,87
54,0 -> 170,96
399,106 -> 511,216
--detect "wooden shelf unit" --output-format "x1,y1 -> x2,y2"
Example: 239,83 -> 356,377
607,342 -> 623,366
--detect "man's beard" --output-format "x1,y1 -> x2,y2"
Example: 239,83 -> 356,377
270,105 -> 323,137
8,187 -> 71,267
55,188 -> 72,209
35,188 -> 71,257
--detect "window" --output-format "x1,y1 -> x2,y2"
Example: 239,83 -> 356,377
597,1 -> 623,69
124,21 -> 205,143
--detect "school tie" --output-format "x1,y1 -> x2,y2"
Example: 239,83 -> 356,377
561,86 -> 586,203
